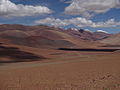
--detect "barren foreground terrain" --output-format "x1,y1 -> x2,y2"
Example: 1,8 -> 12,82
0,25 -> 119,90
0,49 -> 120,90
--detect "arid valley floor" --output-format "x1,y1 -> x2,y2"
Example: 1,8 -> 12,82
0,25 -> 120,90
0,44 -> 120,90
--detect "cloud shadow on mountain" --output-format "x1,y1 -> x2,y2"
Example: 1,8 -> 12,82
0,45 -> 46,63
58,48 -> 120,52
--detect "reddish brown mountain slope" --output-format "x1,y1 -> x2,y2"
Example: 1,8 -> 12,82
100,33 -> 120,46
0,24 -> 110,48
62,29 -> 111,41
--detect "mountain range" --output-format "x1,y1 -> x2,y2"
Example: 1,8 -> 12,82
0,24 -> 120,63
0,24 -> 112,48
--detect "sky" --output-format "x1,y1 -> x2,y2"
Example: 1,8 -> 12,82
0,0 -> 120,33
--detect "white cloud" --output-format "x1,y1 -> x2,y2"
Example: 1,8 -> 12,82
34,17 -> 120,28
0,0 -> 52,17
35,17 -> 69,27
65,0 -> 120,18
94,19 -> 120,28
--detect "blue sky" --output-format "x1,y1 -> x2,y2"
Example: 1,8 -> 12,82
0,0 -> 120,33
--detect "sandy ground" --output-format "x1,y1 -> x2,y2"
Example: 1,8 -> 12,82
0,50 -> 120,90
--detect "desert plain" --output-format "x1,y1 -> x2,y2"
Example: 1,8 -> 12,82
0,24 -> 120,90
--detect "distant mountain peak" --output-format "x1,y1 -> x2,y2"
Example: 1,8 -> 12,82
84,29 -> 93,33
79,29 -> 85,33
96,30 -> 109,34
71,28 -> 78,31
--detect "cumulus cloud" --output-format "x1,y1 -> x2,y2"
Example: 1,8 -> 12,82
35,17 -> 69,27
0,0 -> 52,17
34,17 -> 120,28
65,0 -> 120,18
